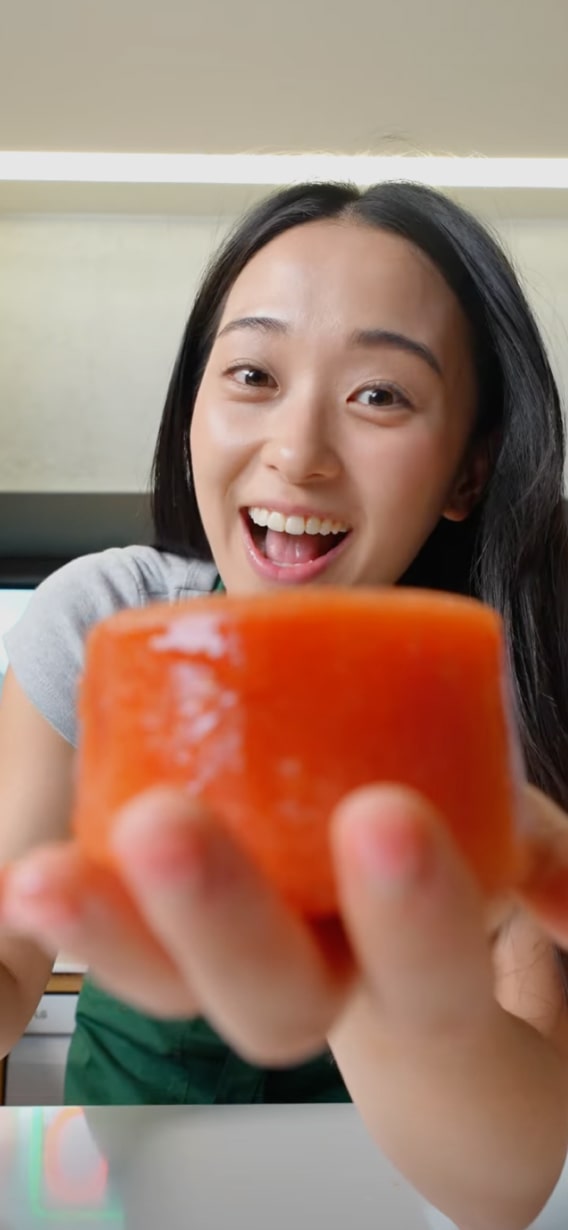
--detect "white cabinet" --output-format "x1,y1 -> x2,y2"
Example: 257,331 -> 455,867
4,994 -> 78,1107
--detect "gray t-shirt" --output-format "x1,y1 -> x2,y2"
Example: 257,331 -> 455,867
4,545 -> 217,748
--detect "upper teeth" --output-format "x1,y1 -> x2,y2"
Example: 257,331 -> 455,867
248,508 -> 350,536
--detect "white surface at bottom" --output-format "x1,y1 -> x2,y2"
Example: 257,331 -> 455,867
0,1104 -> 429,1229
0,1104 -> 567,1229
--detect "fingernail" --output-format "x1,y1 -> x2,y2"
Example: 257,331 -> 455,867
5,893 -> 79,929
113,821 -> 205,884
355,819 -> 429,895
5,867 -> 80,928
6,865 -> 47,898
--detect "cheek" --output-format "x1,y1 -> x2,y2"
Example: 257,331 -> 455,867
191,389 -> 258,476
189,393 -> 221,524
355,420 -> 464,517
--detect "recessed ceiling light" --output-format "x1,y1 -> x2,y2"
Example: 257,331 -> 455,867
0,152 -> 567,189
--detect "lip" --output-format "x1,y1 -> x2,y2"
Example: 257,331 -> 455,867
240,510 -> 352,585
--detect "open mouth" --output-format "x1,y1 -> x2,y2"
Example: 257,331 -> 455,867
242,506 -> 352,580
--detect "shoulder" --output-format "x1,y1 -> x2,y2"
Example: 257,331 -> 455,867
123,546 -> 218,604
3,545 -> 217,747
8,545 -> 216,636
34,543 -> 213,603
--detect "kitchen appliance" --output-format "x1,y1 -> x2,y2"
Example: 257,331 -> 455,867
1,570 -> 86,1105
3,993 -> 78,1107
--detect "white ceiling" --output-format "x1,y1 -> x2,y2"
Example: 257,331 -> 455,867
1,0 -> 568,157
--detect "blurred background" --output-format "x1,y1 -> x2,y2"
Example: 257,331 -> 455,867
0,0 -> 567,531
0,0 -> 568,1117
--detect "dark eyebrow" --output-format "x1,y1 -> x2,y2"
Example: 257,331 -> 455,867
351,329 -> 443,377
217,316 -> 443,378
217,315 -> 288,340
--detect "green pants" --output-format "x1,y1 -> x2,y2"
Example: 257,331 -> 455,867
64,978 -> 351,1105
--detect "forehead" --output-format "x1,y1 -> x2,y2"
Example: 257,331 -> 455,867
219,219 -> 470,354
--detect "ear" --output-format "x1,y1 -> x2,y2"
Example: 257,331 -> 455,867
443,436 -> 494,524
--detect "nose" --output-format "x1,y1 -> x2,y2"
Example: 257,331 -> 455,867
260,391 -> 341,485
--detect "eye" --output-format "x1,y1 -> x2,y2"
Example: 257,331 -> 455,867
227,364 -> 277,388
353,383 -> 410,409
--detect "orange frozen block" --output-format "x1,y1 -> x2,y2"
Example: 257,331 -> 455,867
72,588 -> 525,917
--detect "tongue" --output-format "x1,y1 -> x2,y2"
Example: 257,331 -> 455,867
265,529 -> 331,566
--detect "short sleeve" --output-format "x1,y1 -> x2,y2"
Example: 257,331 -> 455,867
3,549 -> 145,747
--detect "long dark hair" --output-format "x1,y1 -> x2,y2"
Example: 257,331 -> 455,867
152,181 -> 568,837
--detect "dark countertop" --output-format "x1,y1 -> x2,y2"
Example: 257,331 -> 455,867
0,491 -> 153,565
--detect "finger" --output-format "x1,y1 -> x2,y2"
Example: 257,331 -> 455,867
1,842 -> 198,1018
514,785 -> 568,946
113,788 -> 354,1065
332,786 -> 495,1043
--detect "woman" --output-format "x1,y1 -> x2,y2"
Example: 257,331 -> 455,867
2,181 -> 568,1228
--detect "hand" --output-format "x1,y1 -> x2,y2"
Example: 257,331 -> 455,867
1,782 -> 568,1065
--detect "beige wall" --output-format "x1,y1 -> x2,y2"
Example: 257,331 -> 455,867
498,217 -> 568,406
1,212 -> 567,492
0,214 -> 229,491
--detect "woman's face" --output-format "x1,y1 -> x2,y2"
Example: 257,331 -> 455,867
190,220 -> 479,594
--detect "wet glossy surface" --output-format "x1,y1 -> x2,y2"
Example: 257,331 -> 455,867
1,1104 -> 567,1229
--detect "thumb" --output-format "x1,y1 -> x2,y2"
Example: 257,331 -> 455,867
331,785 -> 495,1041
514,785 -> 568,947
